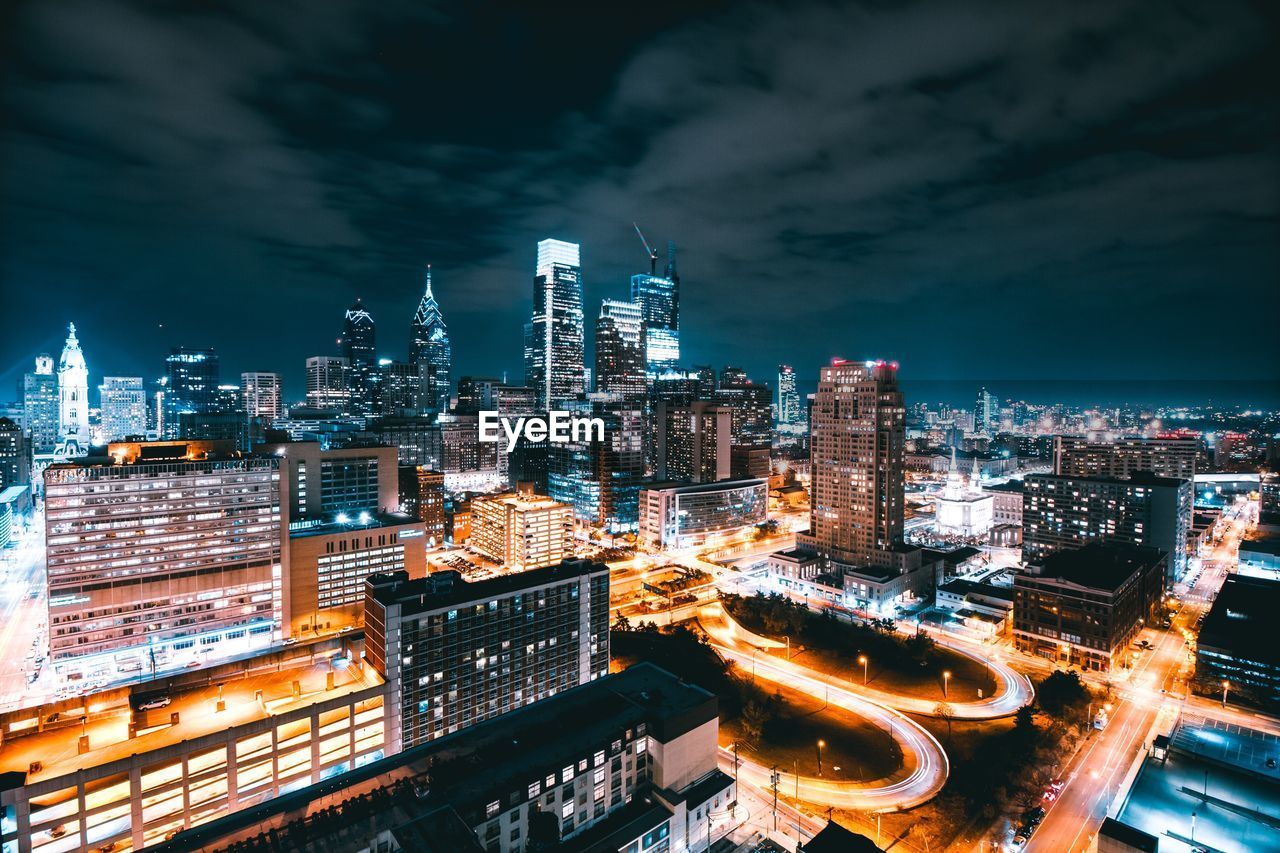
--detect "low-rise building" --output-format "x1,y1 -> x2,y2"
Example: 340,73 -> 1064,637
768,545 -> 940,616
638,478 -> 767,550
935,578 -> 1014,637
1237,535 -> 1280,581
1193,574 -> 1280,711
984,479 -> 1024,527
1013,543 -> 1166,672
469,490 -> 573,569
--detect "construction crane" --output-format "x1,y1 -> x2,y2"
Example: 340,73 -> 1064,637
633,222 -> 658,276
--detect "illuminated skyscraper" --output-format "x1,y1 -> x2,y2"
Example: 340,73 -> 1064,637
524,239 -> 585,409
98,376 -> 147,441
56,323 -> 90,457
594,299 -> 647,399
798,359 -> 905,562
777,364 -> 800,425
305,355 -> 351,412
342,297 -> 377,416
974,386 -> 998,435
408,265 -> 452,412
22,353 -> 58,454
241,371 -> 283,423
630,244 -> 679,373
162,346 -> 219,437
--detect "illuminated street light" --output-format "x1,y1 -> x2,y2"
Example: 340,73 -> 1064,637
943,670 -> 952,698
817,739 -> 826,777
1222,680 -> 1230,708
858,655 -> 868,686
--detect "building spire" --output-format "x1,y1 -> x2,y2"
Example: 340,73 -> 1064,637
67,321 -> 78,342
425,263 -> 433,299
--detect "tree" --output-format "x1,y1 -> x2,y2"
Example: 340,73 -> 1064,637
935,702 -> 955,742
740,700 -> 770,744
1036,670 -> 1089,719
612,609 -> 632,632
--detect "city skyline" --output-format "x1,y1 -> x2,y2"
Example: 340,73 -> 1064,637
3,1 -> 1278,393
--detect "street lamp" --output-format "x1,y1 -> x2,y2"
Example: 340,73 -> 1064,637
817,739 -> 825,777
858,655 -> 868,686
1222,680 -> 1230,708
943,670 -> 952,698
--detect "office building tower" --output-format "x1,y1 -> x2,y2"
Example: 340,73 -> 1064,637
409,265 -> 452,411
162,346 -> 220,437
548,401 -> 644,532
713,381 -> 773,480
656,401 -> 732,483
973,386 -> 998,435
305,355 -> 351,412
22,353 -> 58,454
399,465 -> 446,546
1022,471 -> 1191,581
178,410 -> 259,452
469,490 -> 573,569
718,366 -> 749,389
98,376 -> 147,441
363,559 -> 609,751
1053,435 -> 1201,481
524,239 -> 585,409
797,359 -> 905,562
55,323 -> 91,457
213,383 -> 242,413
777,364 -> 800,426
595,300 -> 647,399
1014,543 -> 1165,671
240,371 -> 283,423
376,360 -> 424,416
640,478 -> 768,549
631,246 -> 679,373
260,440 -> 398,521
342,297 -> 378,416
455,375 -> 504,414
43,440 -> 282,677
0,418 -> 29,490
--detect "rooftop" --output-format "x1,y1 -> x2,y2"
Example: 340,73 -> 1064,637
642,478 -> 767,494
1026,470 -> 1187,489
473,491 -> 569,511
937,579 -> 1015,601
1198,575 -> 1280,663
1023,543 -> 1165,592
983,479 -> 1025,494
288,511 -> 421,538
367,559 -> 609,613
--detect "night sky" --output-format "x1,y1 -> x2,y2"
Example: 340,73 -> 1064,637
2,1 -> 1278,399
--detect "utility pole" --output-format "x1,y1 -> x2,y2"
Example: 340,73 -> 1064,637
770,766 -> 780,832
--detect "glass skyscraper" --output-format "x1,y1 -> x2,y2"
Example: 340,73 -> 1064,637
777,363 -> 800,425
524,239 -> 585,409
409,265 -> 452,412
162,346 -> 219,439
342,298 -> 377,417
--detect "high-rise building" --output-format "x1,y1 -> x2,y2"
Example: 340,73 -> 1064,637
240,371 -> 283,423
363,559 -> 609,751
595,300 -> 647,399
655,400 -> 732,483
409,265 -> 453,411
548,400 -> 644,532
524,239 -> 585,409
469,490 -> 573,569
0,418 -> 29,490
1022,471 -> 1191,582
162,346 -> 219,437
797,359 -> 905,562
98,376 -> 147,441
974,386 -> 998,435
259,440 -> 399,521
631,244 -> 679,373
21,353 -> 58,454
713,381 -> 773,480
1053,435 -> 1201,481
44,440 -> 282,677
777,364 -> 800,426
305,355 -> 351,412
55,323 -> 91,457
398,465 -> 446,546
342,298 -> 377,416
376,359 -> 424,416
455,375 -> 505,414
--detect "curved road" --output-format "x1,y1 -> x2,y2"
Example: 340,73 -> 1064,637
700,601 -> 1033,719
700,604 -> 949,812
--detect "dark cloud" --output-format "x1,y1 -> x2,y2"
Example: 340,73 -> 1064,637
1,0 -> 1277,398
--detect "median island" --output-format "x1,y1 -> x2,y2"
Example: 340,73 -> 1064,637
720,591 -> 996,702
611,621 -> 903,783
